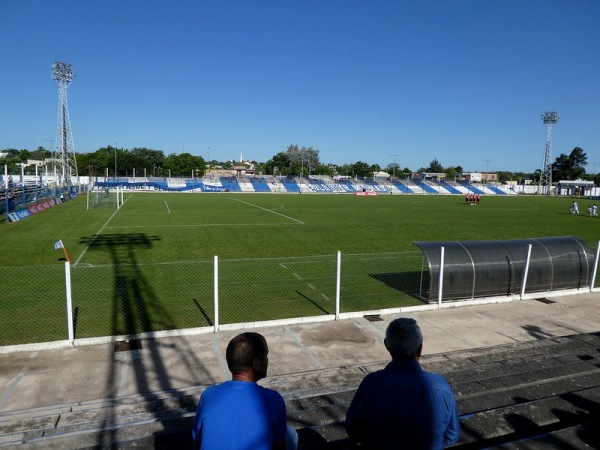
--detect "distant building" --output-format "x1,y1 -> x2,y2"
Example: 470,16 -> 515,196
420,172 -> 447,182
461,172 -> 498,183
557,180 -> 595,196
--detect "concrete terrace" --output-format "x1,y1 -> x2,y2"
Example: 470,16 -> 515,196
1,293 -> 600,448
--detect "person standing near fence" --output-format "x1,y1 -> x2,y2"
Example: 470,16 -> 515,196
345,318 -> 460,449
192,332 -> 297,450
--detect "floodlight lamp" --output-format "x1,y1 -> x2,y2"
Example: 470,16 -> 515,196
541,111 -> 559,125
52,61 -> 74,83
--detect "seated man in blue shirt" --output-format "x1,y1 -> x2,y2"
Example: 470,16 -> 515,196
345,318 -> 460,449
192,332 -> 298,450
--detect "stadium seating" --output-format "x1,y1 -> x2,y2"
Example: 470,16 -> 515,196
2,331 -> 598,448
87,176 -> 526,197
249,178 -> 273,193
281,177 -> 301,193
459,181 -> 485,195
218,177 -> 242,192
391,180 -> 414,193
414,180 -> 439,194
439,181 -> 462,194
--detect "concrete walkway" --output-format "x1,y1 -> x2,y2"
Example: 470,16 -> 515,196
0,292 -> 599,417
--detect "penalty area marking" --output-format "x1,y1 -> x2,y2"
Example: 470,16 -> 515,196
228,197 -> 304,224
164,201 -> 171,213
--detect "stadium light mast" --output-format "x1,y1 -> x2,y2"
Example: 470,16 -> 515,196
539,111 -> 559,195
52,61 -> 78,190
391,154 -> 399,181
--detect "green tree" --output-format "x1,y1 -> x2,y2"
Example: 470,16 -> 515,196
164,153 -> 206,177
427,158 -> 444,173
552,147 -> 587,180
353,161 -> 370,177
286,145 -> 320,176
264,152 -> 291,175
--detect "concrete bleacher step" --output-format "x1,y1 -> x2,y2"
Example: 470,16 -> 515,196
289,332 -> 600,449
1,332 -> 599,449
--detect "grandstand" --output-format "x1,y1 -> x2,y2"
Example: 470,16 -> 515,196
88,175 -> 523,197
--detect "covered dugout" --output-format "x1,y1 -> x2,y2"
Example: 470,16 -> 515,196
414,237 -> 595,302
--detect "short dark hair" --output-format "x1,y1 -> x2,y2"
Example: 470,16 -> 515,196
226,332 -> 268,374
385,318 -> 423,360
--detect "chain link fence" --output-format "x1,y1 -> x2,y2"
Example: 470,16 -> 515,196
1,265 -> 66,345
1,249 -> 597,347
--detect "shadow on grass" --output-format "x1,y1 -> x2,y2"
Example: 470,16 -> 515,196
193,298 -> 213,326
76,232 -> 215,448
369,271 -> 427,302
296,290 -> 331,315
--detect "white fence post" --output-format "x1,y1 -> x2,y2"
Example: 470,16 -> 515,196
590,241 -> 600,292
437,246 -> 444,309
214,255 -> 219,332
65,261 -> 74,346
521,244 -> 532,300
335,251 -> 341,320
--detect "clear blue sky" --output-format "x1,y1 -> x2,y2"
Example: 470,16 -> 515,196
2,0 -> 599,173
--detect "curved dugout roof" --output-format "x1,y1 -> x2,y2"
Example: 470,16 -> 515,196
413,237 -> 594,302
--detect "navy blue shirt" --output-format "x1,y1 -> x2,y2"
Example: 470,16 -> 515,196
345,360 -> 460,449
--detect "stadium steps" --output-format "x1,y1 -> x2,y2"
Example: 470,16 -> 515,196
1,333 -> 600,449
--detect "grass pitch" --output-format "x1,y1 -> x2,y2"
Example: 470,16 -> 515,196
1,192 -> 598,345
3,192 -> 598,264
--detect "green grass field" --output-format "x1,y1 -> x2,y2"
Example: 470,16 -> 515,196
4,192 -> 599,263
1,192 -> 598,345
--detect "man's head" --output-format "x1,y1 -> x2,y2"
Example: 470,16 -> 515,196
384,318 -> 423,361
226,332 -> 269,380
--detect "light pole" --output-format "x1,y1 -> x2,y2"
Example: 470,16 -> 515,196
483,159 -> 492,184
539,112 -> 559,195
114,143 -> 117,181
44,139 -> 55,178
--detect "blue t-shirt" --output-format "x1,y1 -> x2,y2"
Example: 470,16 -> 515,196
345,360 -> 460,450
192,380 -> 287,450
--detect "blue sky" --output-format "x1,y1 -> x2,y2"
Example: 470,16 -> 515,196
2,1 -> 599,173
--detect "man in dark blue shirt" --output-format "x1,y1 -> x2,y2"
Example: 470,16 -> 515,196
345,318 -> 460,449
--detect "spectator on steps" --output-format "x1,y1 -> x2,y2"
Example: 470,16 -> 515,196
345,318 -> 460,449
192,332 -> 298,450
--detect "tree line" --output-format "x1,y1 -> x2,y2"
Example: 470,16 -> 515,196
0,144 -> 595,185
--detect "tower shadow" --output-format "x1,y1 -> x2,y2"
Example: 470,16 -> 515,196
77,233 -> 215,448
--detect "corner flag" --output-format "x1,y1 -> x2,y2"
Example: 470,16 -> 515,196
53,239 -> 70,262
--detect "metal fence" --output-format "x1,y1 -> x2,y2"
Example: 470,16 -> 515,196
0,249 -> 597,347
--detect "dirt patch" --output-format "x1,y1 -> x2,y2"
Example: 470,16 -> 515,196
300,321 -> 373,348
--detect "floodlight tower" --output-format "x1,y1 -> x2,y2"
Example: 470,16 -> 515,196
538,111 -> 559,195
52,61 -> 78,187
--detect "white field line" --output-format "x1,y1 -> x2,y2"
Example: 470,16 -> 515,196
164,201 -> 171,213
73,195 -> 130,267
228,197 -> 304,224
283,265 -> 331,302
104,223 -> 299,229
